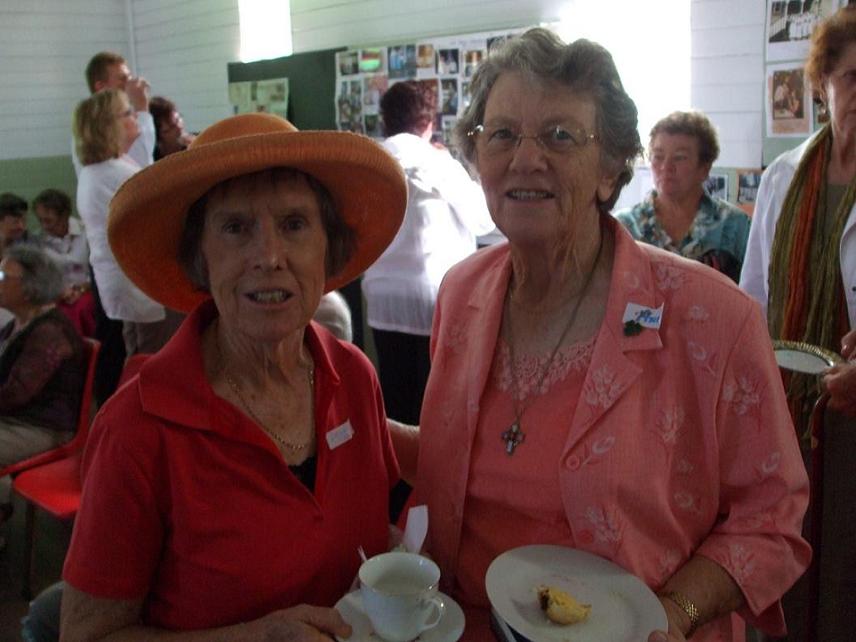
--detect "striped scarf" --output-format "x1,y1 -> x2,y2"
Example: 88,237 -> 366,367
768,125 -> 856,437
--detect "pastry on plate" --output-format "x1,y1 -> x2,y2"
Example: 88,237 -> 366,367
537,585 -> 591,625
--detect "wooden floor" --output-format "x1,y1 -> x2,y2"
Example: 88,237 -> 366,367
0,491 -> 71,642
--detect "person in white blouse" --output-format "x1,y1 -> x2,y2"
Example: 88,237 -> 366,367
73,89 -> 181,359
362,80 -> 496,426
71,52 -> 155,176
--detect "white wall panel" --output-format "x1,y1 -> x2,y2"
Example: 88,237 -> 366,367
690,0 -> 765,169
291,0 -> 560,52
694,83 -> 761,112
130,0 -> 239,135
0,0 -> 128,160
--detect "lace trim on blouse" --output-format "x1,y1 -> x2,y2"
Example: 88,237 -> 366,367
493,335 -> 596,402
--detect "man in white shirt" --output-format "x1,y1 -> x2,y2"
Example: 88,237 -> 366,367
71,52 -> 155,175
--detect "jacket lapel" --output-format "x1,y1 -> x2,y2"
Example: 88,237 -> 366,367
463,249 -> 512,448
565,224 -> 665,453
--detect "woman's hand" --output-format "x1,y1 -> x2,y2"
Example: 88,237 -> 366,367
822,328 -> 856,417
647,597 -> 688,642
840,329 -> 856,360
249,605 -> 352,641
823,362 -> 856,416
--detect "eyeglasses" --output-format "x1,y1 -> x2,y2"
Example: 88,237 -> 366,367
468,124 -> 598,155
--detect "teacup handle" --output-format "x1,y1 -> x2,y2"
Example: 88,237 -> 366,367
418,596 -> 445,633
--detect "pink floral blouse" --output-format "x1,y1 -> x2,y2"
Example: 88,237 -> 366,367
415,220 -> 810,642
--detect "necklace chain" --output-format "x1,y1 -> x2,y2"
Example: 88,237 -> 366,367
502,232 -> 604,455
217,339 -> 315,452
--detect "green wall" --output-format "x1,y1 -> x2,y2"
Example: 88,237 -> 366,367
0,155 -> 78,232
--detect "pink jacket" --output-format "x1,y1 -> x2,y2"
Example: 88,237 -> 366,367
415,221 -> 810,640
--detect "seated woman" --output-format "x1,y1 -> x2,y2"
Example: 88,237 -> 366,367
616,111 -> 750,282
0,245 -> 85,523
32,188 -> 95,337
60,113 -> 406,640
401,29 -> 810,641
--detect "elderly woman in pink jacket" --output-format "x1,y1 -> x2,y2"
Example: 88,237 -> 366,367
392,29 -> 810,641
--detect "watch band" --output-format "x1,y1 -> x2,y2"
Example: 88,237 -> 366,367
662,590 -> 700,638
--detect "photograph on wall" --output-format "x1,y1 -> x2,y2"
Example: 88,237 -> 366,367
389,44 -> 416,79
364,114 -> 382,138
359,48 -> 387,74
363,74 -> 388,115
336,50 -> 359,76
337,79 -> 363,133
440,78 -> 459,116
463,49 -> 485,77
228,79 -> 289,118
442,116 -> 457,148
766,63 -> 811,137
430,114 -> 444,146
416,78 -> 440,113
704,174 -> 728,201
765,0 -> 840,62
461,80 -> 472,111
437,48 -> 460,75
737,169 -> 763,204
416,44 -> 435,77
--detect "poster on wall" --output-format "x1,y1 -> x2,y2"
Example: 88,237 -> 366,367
766,63 -> 812,137
737,169 -> 763,204
704,174 -> 729,201
765,0 -> 842,62
228,79 -> 289,118
736,168 -> 764,215
337,79 -> 363,133
332,27 -> 523,150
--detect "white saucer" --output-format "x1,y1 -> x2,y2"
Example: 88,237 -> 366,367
334,589 -> 465,642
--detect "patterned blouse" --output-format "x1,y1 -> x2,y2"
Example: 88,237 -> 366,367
615,190 -> 751,282
0,308 -> 86,431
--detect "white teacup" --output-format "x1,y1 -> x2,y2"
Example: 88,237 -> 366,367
359,551 -> 445,642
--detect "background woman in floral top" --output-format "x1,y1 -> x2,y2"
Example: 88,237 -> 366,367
615,111 -> 750,282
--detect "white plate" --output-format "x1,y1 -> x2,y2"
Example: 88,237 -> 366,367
334,589 -> 465,642
772,340 -> 842,374
486,545 -> 667,642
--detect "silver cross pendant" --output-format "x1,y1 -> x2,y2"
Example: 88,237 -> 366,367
501,421 -> 525,455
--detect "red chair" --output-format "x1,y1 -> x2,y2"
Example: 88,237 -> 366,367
10,338 -> 100,599
0,338 -> 101,478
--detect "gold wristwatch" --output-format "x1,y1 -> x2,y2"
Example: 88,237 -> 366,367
661,590 -> 700,638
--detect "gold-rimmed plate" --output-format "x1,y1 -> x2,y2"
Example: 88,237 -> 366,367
772,340 -> 843,374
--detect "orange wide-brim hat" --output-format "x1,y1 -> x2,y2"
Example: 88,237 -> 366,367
108,112 -> 406,312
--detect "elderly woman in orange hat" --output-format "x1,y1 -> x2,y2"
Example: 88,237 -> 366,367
60,113 -> 406,640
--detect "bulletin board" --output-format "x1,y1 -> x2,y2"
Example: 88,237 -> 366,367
227,47 -> 344,131
761,0 -> 852,165
332,27 -> 525,151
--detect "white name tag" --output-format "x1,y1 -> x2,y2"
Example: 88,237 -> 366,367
326,420 -> 354,450
622,302 -> 664,329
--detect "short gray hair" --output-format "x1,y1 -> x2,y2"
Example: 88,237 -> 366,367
455,28 -> 643,214
178,168 -> 356,292
4,244 -> 64,305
